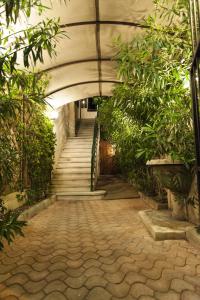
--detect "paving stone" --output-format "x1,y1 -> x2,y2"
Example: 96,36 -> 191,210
155,291 -> 180,300
171,278 -> 195,293
32,262 -> 50,272
50,255 -> 67,264
82,252 -> 99,261
66,267 -> 85,278
162,268 -> 184,280
86,287 -> 112,300
141,267 -> 163,280
120,262 -> 140,273
112,296 -> 136,300
4,297 -> 19,300
174,264 -> 196,276
28,270 -> 49,281
101,263 -> 119,274
0,273 -> 12,283
0,264 -> 17,274
83,259 -> 101,269
0,284 -> 25,298
67,259 -> 83,269
24,280 -> 46,293
130,283 -> 154,298
65,287 -> 89,300
184,275 -> 200,287
84,266 -> 104,277
98,250 -> 113,257
139,297 -> 156,300
85,275 -> 107,289
48,262 -> 67,272
20,291 -> 45,300
65,275 -> 87,288
6,273 -> 28,286
146,278 -> 171,292
104,271 -> 125,284
181,290 -> 200,300
44,280 -> 67,293
125,271 -> 146,285
0,199 -> 200,299
107,282 -> 130,298
43,291 -> 66,300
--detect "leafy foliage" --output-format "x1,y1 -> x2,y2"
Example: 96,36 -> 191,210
0,200 -> 26,251
0,0 -> 65,250
25,108 -> 56,201
97,0 -> 194,197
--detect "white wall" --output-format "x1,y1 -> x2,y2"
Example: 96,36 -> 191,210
81,108 -> 97,119
53,102 -> 75,167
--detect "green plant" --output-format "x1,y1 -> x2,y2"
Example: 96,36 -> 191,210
0,0 -> 66,250
113,0 -> 194,164
0,200 -> 26,251
96,0 -> 194,202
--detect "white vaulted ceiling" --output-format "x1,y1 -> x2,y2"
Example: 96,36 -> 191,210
27,0 -> 154,108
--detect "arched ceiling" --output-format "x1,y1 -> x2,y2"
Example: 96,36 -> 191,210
26,0 -> 154,108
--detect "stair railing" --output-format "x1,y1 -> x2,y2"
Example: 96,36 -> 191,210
91,118 -> 100,191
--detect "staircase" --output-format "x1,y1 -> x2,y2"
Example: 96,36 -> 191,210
51,119 -> 105,200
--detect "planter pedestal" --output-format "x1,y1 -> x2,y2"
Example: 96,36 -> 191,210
147,159 -> 191,221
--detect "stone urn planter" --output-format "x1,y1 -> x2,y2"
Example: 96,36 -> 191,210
146,158 -> 192,220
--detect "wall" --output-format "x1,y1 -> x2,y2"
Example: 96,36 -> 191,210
53,102 -> 75,167
81,108 -> 97,119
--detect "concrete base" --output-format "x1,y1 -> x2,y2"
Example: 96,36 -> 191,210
18,195 -> 57,221
56,190 -> 106,201
139,192 -> 168,210
186,227 -> 200,249
139,209 -> 192,241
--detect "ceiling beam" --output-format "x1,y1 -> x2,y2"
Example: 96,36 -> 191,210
95,0 -> 102,96
60,20 -> 149,29
46,80 -> 121,97
41,58 -> 115,73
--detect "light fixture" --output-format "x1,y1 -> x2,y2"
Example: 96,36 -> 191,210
81,99 -> 87,108
45,110 -> 59,120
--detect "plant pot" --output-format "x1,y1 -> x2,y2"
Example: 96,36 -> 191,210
166,189 -> 186,221
147,158 -> 192,220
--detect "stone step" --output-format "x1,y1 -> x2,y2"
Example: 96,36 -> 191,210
52,179 -> 90,186
61,153 -> 91,158
66,138 -> 92,142
58,157 -> 91,163
62,149 -> 91,154
56,162 -> 91,168
64,141 -> 92,145
50,119 -> 96,197
78,133 -> 93,135
51,186 -> 90,192
78,130 -> 93,133
56,190 -> 106,201
63,143 -> 92,149
70,137 -> 92,140
54,169 -> 90,175
53,172 -> 90,180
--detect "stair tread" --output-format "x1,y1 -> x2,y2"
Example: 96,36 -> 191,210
51,119 -> 103,198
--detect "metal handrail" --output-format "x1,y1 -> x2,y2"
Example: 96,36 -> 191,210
91,118 -> 100,191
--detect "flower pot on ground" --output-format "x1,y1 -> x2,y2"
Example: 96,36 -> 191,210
147,158 -> 192,220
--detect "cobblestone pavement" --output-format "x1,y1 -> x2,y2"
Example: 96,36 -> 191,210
0,199 -> 200,300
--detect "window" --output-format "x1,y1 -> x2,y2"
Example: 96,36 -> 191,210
88,98 -> 97,111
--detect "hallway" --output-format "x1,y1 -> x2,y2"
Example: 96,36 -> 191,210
0,198 -> 200,300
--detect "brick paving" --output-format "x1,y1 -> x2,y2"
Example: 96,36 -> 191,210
0,198 -> 200,300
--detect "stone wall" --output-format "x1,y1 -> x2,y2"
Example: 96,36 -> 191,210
53,102 -> 76,167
